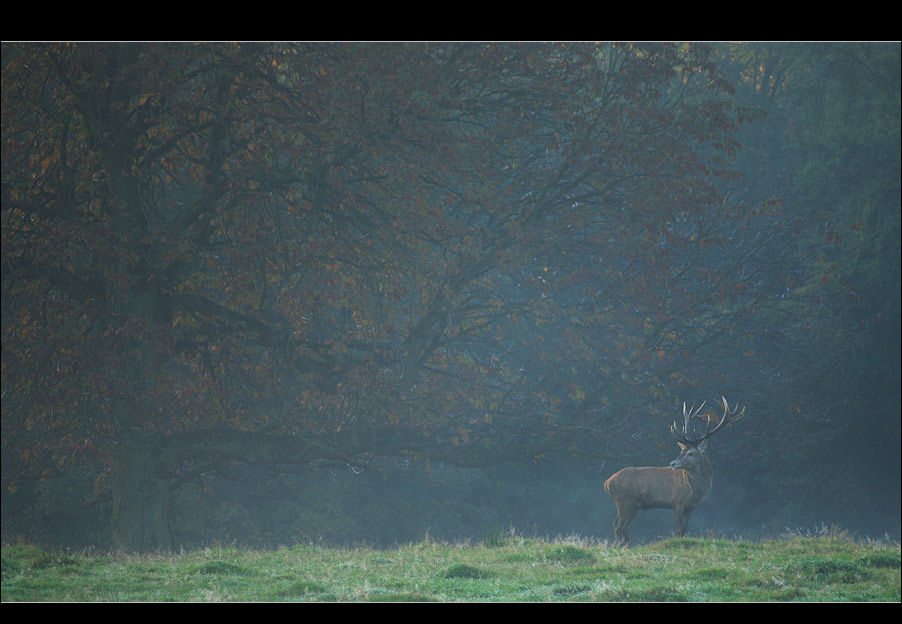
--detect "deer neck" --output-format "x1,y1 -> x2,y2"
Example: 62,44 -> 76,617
683,455 -> 713,502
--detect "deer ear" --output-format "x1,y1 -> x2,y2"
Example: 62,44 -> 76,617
677,441 -> 689,451
698,439 -> 708,451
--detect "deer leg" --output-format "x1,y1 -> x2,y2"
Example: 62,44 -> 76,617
674,507 -> 691,537
613,504 -> 637,546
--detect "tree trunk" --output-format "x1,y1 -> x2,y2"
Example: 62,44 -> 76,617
110,427 -> 173,552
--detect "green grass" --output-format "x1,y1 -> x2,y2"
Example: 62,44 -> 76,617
2,534 -> 899,602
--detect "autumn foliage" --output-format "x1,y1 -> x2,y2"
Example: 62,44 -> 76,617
2,43 -> 759,550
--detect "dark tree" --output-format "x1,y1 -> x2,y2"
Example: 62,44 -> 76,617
3,43 -> 764,550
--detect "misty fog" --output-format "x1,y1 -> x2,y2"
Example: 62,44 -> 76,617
2,42 -> 899,552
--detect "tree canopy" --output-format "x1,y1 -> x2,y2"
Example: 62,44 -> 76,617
3,42 -> 898,550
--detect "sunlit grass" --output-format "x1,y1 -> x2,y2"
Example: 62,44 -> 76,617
2,533 -> 899,602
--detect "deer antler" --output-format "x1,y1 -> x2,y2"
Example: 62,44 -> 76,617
671,396 -> 744,447
671,400 -> 706,445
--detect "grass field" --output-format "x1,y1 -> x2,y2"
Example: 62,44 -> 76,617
2,532 -> 899,602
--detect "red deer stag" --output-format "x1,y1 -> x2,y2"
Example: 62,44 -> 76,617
603,396 -> 745,546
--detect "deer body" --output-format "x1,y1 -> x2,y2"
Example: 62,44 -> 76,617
604,397 -> 743,546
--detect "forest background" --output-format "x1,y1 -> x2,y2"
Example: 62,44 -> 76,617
2,42 -> 899,551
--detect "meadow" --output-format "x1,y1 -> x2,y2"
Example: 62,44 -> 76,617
2,531 -> 899,602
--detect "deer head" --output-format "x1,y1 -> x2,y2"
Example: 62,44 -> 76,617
669,396 -> 745,470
